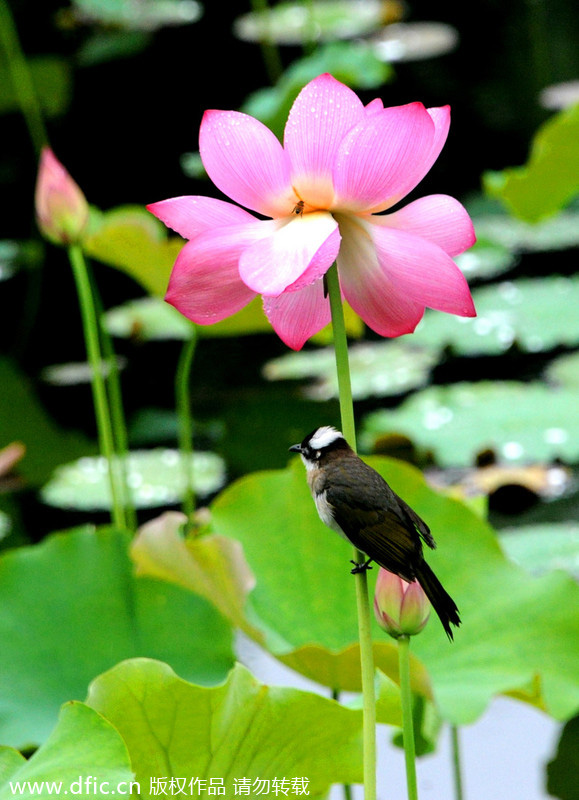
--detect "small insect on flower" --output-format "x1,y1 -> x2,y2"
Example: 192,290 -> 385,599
293,199 -> 305,216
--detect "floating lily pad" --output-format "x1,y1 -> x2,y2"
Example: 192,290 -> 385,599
540,80 -> 579,110
104,297 -> 194,341
41,449 -> 226,511
499,523 -> 579,579
233,0 -> 385,45
371,21 -> 459,62
546,350 -> 579,389
0,240 -> 43,282
180,150 -> 205,179
471,208 -> 579,252
76,30 -> 152,66
263,340 -> 437,400
453,236 -> 516,281
429,462 -> 573,502
105,296 -> 277,340
412,276 -> 579,355
68,0 -> 202,30
109,293 -> 362,342
362,382 -> 579,467
41,358 -> 127,386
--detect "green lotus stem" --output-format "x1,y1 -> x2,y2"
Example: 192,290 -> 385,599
325,265 -> 356,447
249,0 -> 284,83
332,689 -> 353,800
0,0 -> 47,155
326,263 -> 377,800
398,634 -> 419,800
302,0 -> 318,54
175,326 -> 198,520
451,725 -> 464,800
92,282 -> 137,531
68,245 -> 127,531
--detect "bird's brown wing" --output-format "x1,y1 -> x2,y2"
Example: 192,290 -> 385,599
325,459 -> 432,580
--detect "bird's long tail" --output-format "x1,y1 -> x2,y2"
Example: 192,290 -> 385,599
415,560 -> 461,641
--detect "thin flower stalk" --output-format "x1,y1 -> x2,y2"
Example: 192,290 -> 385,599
451,726 -> 465,800
0,0 -> 47,155
92,284 -> 137,531
175,326 -> 198,520
398,634 -> 419,800
68,245 -> 127,531
35,148 -> 132,530
326,263 -> 377,800
249,0 -> 284,83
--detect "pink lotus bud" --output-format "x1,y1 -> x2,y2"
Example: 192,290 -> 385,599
374,568 -> 431,639
35,147 -> 89,245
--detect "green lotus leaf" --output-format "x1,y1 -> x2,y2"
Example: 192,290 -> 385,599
263,340 -> 438,400
0,358 -> 96,486
453,236 -> 516,281
241,41 -> 392,137
86,658 -> 364,798
0,703 -> 133,800
472,208 -> 579,252
83,205 -> 180,296
484,103 -> 579,222
0,526 -> 233,746
499,523 -> 579,579
233,1 -> 384,45
411,276 -> 579,356
131,511 -> 260,639
40,449 -> 226,511
0,240 -> 43,282
362,381 -> 579,467
547,350 -> 579,389
104,297 -> 194,341
69,0 -> 202,31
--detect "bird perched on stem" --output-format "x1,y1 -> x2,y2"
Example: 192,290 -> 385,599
290,426 -> 460,640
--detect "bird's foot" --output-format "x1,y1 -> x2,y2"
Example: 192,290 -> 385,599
350,558 -> 373,574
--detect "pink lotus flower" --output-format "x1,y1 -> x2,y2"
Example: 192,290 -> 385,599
148,74 -> 475,350
374,568 -> 431,639
35,147 -> 89,246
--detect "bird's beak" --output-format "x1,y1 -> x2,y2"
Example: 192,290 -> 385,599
289,443 -> 301,453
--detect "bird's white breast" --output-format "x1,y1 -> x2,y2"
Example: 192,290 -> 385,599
314,489 -> 350,542
303,460 -> 350,542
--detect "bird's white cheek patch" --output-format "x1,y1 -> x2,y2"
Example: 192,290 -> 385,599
302,455 -> 316,471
